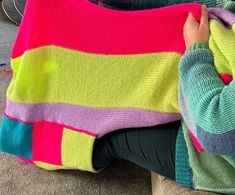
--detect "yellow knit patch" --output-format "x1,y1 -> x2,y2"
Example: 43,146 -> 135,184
209,20 -> 235,77
34,161 -> 65,170
61,128 -> 96,172
8,46 -> 181,113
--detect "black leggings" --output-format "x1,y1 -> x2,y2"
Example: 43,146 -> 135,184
92,121 -> 180,181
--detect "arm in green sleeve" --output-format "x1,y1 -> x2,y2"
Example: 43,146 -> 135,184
179,42 -> 235,154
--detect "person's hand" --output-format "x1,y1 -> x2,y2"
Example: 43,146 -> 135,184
183,5 -> 209,49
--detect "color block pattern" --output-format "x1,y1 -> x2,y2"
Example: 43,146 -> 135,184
5,100 -> 181,138
8,46 -> 181,113
62,128 -> 95,171
0,115 -> 96,171
1,2 -> 235,194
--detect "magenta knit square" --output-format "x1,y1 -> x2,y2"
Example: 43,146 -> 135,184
32,121 -> 63,165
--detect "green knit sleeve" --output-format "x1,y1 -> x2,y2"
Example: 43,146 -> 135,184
179,42 -> 235,154
186,42 -> 209,53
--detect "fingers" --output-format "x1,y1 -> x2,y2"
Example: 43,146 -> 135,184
200,5 -> 208,28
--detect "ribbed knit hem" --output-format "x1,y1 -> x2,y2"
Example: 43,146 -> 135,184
175,125 -> 193,188
187,42 -> 209,53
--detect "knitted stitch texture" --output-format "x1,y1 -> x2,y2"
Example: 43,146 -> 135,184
101,0 -> 235,11
176,121 -> 235,194
0,1 -> 235,190
179,18 -> 235,155
1,0 -> 201,171
177,35 -> 235,193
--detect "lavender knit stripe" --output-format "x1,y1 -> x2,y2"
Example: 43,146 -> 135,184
208,8 -> 235,29
5,100 -> 181,138
197,125 -> 235,155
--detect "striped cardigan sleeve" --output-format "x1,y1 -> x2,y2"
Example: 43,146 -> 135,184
179,42 -> 235,155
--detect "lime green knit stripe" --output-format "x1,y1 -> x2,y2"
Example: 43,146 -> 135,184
8,45 -> 181,113
175,124 -> 193,188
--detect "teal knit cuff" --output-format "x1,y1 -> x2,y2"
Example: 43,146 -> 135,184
186,42 -> 209,53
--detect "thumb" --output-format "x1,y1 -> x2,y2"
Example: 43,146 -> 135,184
185,12 -> 199,29
187,12 -> 197,22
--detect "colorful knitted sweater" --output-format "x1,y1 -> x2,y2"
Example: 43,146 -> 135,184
1,0 -> 235,193
177,42 -> 235,194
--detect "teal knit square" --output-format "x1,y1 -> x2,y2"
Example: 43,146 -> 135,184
0,116 -> 33,160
